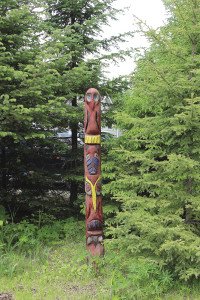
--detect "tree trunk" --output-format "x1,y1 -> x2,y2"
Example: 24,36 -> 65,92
1,145 -> 7,190
69,97 -> 78,207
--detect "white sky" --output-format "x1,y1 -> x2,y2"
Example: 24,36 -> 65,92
103,0 -> 167,78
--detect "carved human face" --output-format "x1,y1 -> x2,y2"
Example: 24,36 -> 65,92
85,88 -> 100,110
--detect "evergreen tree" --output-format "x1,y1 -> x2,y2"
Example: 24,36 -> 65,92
0,0 -> 73,219
44,0 -> 129,210
0,0 -> 130,219
105,0 -> 200,280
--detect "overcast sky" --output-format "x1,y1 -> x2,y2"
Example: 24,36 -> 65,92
103,0 -> 167,78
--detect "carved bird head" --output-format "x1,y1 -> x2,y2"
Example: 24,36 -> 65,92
85,88 -> 100,110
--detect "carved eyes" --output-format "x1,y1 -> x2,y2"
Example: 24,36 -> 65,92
86,93 -> 100,103
86,93 -> 92,102
94,93 -> 100,102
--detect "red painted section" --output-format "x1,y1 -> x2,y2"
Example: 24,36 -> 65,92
84,88 -> 104,256
84,88 -> 101,135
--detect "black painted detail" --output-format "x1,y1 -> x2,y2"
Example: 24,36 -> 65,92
87,220 -> 102,231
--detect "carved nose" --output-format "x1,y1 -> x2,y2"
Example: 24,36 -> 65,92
91,101 -> 95,110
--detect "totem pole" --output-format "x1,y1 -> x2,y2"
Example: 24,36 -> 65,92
84,88 -> 104,256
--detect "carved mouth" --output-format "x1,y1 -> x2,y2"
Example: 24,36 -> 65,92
87,220 -> 102,231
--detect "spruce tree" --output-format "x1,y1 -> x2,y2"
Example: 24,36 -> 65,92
44,0 -> 129,210
0,0 -> 73,218
0,0 -> 130,219
105,0 -> 200,280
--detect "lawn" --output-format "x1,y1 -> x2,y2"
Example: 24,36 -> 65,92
0,219 -> 199,300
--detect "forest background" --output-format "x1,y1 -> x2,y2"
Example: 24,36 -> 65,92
0,0 -> 200,299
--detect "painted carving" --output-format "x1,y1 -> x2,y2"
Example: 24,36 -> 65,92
84,88 -> 104,256
86,145 -> 100,176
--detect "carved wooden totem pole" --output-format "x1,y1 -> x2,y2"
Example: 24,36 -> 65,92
84,88 -> 104,256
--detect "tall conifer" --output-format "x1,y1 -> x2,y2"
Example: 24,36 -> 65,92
105,0 -> 200,280
0,0 -> 73,217
44,0 -> 129,208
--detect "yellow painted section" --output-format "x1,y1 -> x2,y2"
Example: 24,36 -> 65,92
85,135 -> 100,144
85,176 -> 101,211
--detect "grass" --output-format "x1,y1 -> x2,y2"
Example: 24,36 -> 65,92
0,245 -> 107,299
0,219 -> 200,300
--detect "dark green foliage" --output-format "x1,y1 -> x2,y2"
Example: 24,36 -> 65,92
0,0 -> 74,218
104,0 -> 200,281
0,0 -> 129,219
44,0 -> 130,211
